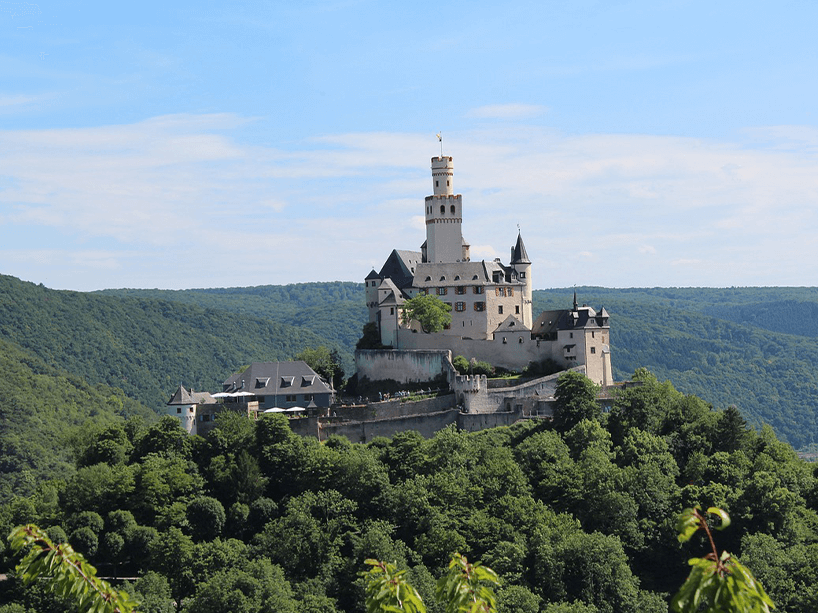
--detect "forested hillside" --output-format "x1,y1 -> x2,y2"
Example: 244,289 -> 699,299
532,287 -> 818,448
4,274 -> 818,448
98,283 -> 365,373
0,275 -> 342,411
0,337 -> 152,502
1,373 -> 816,613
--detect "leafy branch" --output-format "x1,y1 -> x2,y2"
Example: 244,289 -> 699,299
362,553 -> 499,613
672,507 -> 774,613
435,553 -> 499,613
8,524 -> 139,613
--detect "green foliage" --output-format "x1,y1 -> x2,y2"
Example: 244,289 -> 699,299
362,559 -> 427,613
401,295 -> 452,334
357,322 -> 385,350
296,346 -> 346,390
672,507 -> 774,613
552,372 -> 601,432
7,524 -> 139,613
435,554 -> 499,613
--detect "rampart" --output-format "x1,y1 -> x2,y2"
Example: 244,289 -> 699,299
355,349 -> 454,384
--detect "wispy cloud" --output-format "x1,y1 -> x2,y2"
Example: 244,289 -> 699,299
1,115 -> 817,289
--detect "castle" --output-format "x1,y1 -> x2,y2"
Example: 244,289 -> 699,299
363,155 -> 613,387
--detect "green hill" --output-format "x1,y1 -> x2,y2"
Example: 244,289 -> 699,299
533,287 -> 818,448
0,275 -> 345,411
4,275 -> 818,448
0,336 -> 153,501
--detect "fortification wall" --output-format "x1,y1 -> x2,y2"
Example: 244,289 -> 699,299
395,330 -> 566,371
355,349 -> 453,384
329,394 -> 456,422
308,410 -> 461,443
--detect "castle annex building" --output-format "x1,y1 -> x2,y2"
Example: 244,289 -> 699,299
364,155 -> 613,386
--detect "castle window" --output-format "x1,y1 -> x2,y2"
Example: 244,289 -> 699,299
455,302 -> 465,312
176,407 -> 181,414
519,272 -> 526,278
569,332 -> 573,339
455,286 -> 466,295
436,180 -> 439,187
518,337 -> 523,343
502,337 -> 507,344
515,305 -> 520,314
591,347 -> 596,354
450,205 -> 455,214
447,180 -> 450,186
473,286 -> 484,294
498,306 -> 504,314
508,288 -> 514,297
437,287 -> 447,295
440,205 -> 445,214
390,307 -> 394,315
474,302 -> 485,312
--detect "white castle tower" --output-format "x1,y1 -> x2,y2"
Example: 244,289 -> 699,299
423,157 -> 469,263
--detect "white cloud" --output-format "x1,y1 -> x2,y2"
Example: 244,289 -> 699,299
1,115 -> 817,289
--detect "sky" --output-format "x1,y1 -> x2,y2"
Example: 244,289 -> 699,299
1,0 -> 817,291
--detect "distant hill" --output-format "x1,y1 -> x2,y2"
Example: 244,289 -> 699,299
0,275 -> 347,411
0,336 -> 153,501
533,287 -> 818,448
3,275 -> 818,448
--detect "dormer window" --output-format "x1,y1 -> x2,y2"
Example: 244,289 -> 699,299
425,276 -> 432,281
440,276 -> 446,281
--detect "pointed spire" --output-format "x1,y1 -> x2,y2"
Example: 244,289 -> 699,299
510,231 -> 530,264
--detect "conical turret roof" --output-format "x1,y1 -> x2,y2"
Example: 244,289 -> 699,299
510,232 -> 530,264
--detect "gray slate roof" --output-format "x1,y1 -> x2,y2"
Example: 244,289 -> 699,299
167,385 -> 215,406
510,232 -> 530,264
223,361 -> 332,396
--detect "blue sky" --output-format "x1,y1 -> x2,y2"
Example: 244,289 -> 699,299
1,0 -> 817,290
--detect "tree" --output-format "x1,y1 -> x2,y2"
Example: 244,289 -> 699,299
401,295 -> 452,334
7,524 -> 139,613
552,372 -> 601,433
296,346 -> 345,390
672,507 -> 774,613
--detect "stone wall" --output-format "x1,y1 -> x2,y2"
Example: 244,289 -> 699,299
395,329 -> 567,371
297,410 -> 462,443
355,349 -> 453,384
328,394 -> 455,422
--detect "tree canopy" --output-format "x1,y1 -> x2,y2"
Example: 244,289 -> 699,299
401,295 -> 452,334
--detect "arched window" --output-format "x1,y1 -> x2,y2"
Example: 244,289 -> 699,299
450,205 -> 455,214
440,205 -> 445,214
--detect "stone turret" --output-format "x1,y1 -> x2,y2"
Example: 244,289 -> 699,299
424,156 -> 468,263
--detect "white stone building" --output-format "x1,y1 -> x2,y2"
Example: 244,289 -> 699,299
363,155 -> 613,386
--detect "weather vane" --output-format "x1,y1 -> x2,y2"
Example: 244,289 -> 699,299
436,132 -> 443,157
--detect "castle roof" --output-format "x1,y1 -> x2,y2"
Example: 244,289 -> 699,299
379,250 -> 422,290
223,361 -> 332,397
377,278 -> 405,306
167,385 -> 215,406
412,260 -> 516,287
493,314 -> 528,334
510,232 -> 530,265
